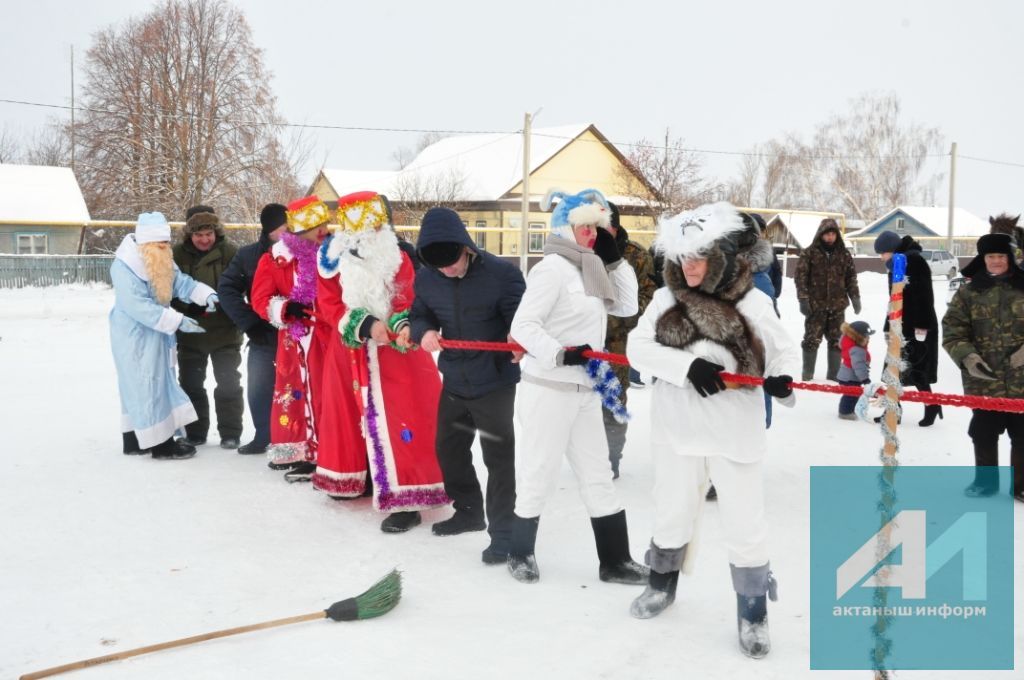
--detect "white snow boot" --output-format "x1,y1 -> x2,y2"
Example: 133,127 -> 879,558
732,564 -> 777,659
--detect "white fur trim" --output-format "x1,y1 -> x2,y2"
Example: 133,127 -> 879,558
155,307 -> 184,335
567,203 -> 610,228
188,282 -> 216,306
268,296 -> 288,329
127,401 -> 198,450
271,240 -> 295,262
655,202 -> 747,261
267,442 -> 308,464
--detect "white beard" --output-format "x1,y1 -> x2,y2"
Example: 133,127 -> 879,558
336,229 -> 402,320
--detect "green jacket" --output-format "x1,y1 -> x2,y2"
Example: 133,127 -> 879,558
606,238 -> 656,396
794,223 -> 859,312
172,237 -> 242,349
942,273 -> 1024,398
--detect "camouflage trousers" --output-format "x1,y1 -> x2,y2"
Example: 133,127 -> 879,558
801,309 -> 844,352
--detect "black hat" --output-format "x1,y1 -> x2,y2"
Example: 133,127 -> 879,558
608,201 -> 621,230
186,204 -> 215,220
850,320 -> 875,336
977,232 -> 1015,257
419,242 -> 464,268
873,230 -> 902,254
259,203 -> 287,235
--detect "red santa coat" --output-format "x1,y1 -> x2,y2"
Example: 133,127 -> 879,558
314,247 -> 448,512
251,238 -> 329,465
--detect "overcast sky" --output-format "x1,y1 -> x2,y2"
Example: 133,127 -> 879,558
2,0 -> 1022,218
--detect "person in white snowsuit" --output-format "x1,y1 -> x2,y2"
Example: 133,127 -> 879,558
506,188 -> 648,586
626,202 -> 799,659
110,212 -> 217,459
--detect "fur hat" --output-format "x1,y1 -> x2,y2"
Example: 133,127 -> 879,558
186,204 -> 215,220
135,212 -> 171,244
260,203 -> 287,235
184,210 -> 223,238
655,202 -> 747,263
608,201 -> 621,231
286,195 -> 331,233
541,188 -> 611,241
873,230 -> 902,254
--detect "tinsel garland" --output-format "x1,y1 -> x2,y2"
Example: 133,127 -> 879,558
279,232 -> 319,342
318,233 -> 340,275
341,308 -> 371,348
387,310 -> 411,353
585,358 -> 630,424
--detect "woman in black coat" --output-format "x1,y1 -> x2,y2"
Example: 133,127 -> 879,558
873,231 -> 941,426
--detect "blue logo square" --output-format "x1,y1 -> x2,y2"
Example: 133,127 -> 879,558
810,465 -> 1014,670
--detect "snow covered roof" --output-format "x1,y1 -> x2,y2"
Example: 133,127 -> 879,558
765,211 -> 836,249
862,206 -> 989,237
320,123 -> 601,201
0,164 -> 90,222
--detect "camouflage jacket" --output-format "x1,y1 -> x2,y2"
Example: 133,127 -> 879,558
942,273 -> 1024,398
607,239 -> 656,391
794,223 -> 860,312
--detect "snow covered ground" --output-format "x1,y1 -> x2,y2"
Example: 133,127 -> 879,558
1,274 -> 1020,680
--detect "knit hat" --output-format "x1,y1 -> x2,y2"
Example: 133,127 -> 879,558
541,188 -> 611,241
260,203 -> 287,235
333,191 -> 390,233
873,230 -> 902,254
183,210 -> 223,237
286,195 -> 331,233
135,212 -> 171,244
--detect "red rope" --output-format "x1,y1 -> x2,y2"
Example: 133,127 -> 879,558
435,338 -> 1024,414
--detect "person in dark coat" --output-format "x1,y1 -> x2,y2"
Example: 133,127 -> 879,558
399,207 -> 526,565
172,206 -> 244,448
873,231 -> 941,426
217,204 -> 288,453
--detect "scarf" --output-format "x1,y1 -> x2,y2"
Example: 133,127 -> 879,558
542,237 -> 615,303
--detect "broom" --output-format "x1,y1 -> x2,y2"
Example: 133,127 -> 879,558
19,569 -> 402,680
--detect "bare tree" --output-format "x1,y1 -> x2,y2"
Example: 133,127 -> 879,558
0,125 -> 21,163
389,166 -> 468,229
23,119 -> 71,167
614,129 -> 719,216
391,131 -> 447,170
73,0 -> 300,221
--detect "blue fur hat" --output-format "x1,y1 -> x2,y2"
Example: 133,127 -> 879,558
541,188 -> 611,241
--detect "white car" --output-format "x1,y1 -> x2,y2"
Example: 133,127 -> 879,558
919,249 -> 959,279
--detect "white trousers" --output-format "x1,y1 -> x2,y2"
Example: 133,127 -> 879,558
652,448 -> 769,568
514,379 -> 622,519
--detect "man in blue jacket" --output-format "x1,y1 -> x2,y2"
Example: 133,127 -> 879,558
399,207 -> 526,564
218,203 -> 287,454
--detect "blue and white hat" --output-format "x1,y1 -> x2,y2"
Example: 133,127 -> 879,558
135,212 -> 171,244
541,188 -> 611,241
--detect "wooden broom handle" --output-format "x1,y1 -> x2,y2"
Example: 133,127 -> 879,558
20,611 -> 326,680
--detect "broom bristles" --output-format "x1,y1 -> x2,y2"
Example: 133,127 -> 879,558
354,569 -> 402,620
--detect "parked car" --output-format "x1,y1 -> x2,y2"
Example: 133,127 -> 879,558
919,249 -> 959,279
947,275 -> 966,303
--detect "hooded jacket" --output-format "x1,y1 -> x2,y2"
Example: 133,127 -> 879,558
794,222 -> 859,312
883,235 -> 938,385
410,218 -> 526,399
172,234 -> 241,349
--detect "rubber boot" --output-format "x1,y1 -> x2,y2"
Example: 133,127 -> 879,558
507,515 -> 540,583
801,348 -> 817,381
591,510 -> 648,585
826,347 -> 841,382
964,441 -> 1000,497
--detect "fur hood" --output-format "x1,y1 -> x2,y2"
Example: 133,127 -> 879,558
738,238 -> 773,274
840,322 -> 870,348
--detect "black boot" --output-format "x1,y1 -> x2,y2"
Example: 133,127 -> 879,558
507,515 -> 540,584
919,404 -> 943,427
801,348 -> 817,381
380,511 -> 422,533
122,431 -> 146,455
283,461 -> 316,483
591,510 -> 649,585
1012,447 -> 1024,503
737,594 -> 771,659
431,509 -> 486,536
825,347 -> 841,382
630,569 -> 679,619
150,437 -> 197,460
964,441 -> 1000,497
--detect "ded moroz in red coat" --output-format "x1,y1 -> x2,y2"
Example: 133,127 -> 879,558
251,233 -> 329,466
314,191 -> 448,512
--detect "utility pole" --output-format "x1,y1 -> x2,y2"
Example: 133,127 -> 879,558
946,141 -> 957,253
519,112 -> 532,273
70,45 -> 76,174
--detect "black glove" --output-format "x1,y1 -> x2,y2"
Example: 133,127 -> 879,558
591,227 -> 622,266
687,358 -> 726,397
246,321 -> 277,345
182,302 -> 207,319
763,374 -> 793,398
560,344 -> 593,367
284,301 -> 312,320
850,296 -> 862,315
799,299 -> 810,316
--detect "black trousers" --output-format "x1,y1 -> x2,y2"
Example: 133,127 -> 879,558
177,343 -> 244,440
435,384 -> 517,547
968,409 -> 1024,493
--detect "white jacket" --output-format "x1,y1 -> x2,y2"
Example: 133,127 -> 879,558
627,286 -> 799,462
511,253 -> 638,386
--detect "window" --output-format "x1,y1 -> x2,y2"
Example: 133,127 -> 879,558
17,233 -> 47,254
528,222 -> 546,253
474,220 -> 487,249
896,218 -> 905,232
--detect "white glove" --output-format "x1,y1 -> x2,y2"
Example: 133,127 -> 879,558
205,293 -> 219,314
178,316 -> 206,334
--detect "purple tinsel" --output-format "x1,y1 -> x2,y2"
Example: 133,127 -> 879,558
363,348 -> 450,511
279,231 -> 319,342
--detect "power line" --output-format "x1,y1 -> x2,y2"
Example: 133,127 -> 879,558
959,154 -> 1024,169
